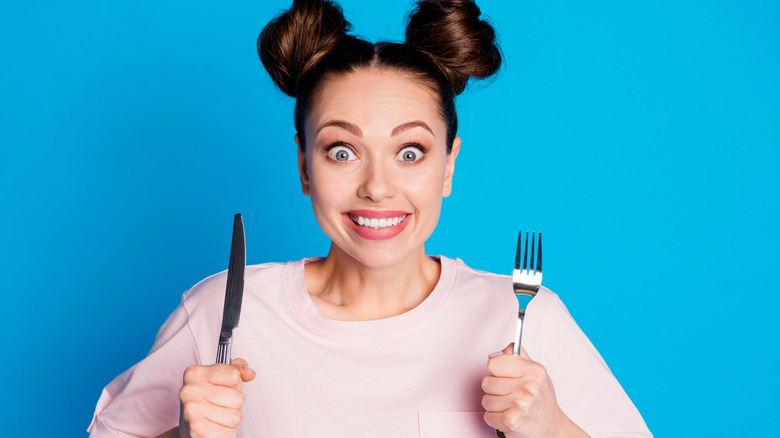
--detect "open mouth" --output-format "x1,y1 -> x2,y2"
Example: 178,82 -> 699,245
348,213 -> 408,229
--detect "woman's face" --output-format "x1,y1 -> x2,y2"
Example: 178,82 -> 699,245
298,68 -> 460,270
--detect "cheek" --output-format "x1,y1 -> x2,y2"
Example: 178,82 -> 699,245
307,167 -> 343,215
402,166 -> 447,203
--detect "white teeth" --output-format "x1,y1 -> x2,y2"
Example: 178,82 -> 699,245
350,214 -> 407,229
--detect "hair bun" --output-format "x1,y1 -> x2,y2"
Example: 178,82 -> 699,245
258,0 -> 351,97
405,0 -> 502,94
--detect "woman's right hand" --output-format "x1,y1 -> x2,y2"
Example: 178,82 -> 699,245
178,358 -> 256,438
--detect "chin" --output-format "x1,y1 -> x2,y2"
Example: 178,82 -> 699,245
341,245 -> 417,271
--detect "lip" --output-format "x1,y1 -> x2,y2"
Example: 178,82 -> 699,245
343,210 -> 411,240
346,209 -> 409,219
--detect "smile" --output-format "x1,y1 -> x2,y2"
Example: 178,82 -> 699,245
348,214 -> 408,229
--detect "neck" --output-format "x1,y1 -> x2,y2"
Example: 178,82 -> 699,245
304,244 -> 441,321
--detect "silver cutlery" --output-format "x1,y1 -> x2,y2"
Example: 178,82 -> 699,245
511,231 -> 542,355
216,213 -> 246,364
497,231 -> 543,437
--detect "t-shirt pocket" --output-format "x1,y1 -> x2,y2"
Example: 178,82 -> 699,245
418,411 -> 495,437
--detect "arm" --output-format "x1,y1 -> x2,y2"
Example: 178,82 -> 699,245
503,289 -> 652,437
90,279 -> 259,438
88,300 -> 199,437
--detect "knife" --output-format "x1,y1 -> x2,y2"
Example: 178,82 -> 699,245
216,213 -> 246,364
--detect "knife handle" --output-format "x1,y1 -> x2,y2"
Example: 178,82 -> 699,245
216,342 -> 231,364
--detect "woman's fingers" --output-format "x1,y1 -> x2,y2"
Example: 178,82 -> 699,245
183,404 -> 242,438
488,343 -> 548,381
494,343 -> 532,358
184,384 -> 246,409
502,343 -> 514,355
231,358 -> 257,383
184,363 -> 243,388
482,374 -> 540,395
179,359 -> 254,438
482,375 -> 519,396
483,347 -> 570,437
482,376 -> 543,414
482,380 -> 547,435
183,400 -> 244,429
487,353 -> 545,381
484,410 -> 519,433
482,393 -> 511,413
181,367 -> 247,405
182,400 -> 243,438
518,347 -> 531,360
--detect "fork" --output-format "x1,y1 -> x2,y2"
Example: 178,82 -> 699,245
511,231 -> 542,356
496,231 -> 543,438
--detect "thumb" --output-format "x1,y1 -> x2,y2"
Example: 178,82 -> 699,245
503,343 -> 532,359
230,357 -> 257,382
519,347 -> 531,360
503,343 -> 514,355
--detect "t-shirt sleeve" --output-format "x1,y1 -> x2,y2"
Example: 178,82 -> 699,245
87,293 -> 200,438
525,289 -> 653,438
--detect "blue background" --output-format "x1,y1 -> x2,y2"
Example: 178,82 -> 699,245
1,0 -> 778,436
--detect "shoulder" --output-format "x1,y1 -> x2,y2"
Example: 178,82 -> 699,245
442,257 -> 517,314
443,256 -> 567,306
528,286 -> 567,315
184,260 -> 295,295
446,257 -> 563,302
180,259 -> 302,313
447,256 -> 511,288
169,259 -> 304,354
443,256 -> 574,334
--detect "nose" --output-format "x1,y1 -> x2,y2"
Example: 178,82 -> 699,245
357,160 -> 396,202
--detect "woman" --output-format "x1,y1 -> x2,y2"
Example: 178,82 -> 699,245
88,0 -> 651,437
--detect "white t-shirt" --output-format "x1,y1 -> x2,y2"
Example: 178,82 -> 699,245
88,256 -> 651,437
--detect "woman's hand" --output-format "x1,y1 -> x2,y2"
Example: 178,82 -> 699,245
482,344 -> 589,438
178,358 -> 256,438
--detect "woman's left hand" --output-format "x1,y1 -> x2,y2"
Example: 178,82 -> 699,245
482,343 -> 590,438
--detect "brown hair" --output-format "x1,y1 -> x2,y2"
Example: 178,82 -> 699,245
258,0 -> 502,152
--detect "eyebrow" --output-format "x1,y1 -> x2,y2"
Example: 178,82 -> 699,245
391,121 -> 435,137
316,120 -> 435,138
317,120 -> 363,137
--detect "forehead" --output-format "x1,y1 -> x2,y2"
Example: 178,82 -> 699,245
308,68 -> 445,133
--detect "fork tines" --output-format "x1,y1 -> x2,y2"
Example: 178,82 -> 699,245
513,231 -> 542,294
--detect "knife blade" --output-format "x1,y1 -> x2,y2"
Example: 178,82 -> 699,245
216,213 -> 246,364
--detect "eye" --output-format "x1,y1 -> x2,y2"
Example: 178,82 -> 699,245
397,145 -> 424,163
327,145 -> 356,162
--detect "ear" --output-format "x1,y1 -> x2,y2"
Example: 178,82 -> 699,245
295,134 -> 311,196
442,136 -> 461,198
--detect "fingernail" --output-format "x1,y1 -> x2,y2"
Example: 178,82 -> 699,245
242,366 -> 255,373
488,351 -> 504,358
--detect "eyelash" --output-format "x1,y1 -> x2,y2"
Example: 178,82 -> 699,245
397,143 -> 427,164
325,142 -> 356,163
325,141 -> 349,151
401,142 -> 428,154
323,142 -> 429,163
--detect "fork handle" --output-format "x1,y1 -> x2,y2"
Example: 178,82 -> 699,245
495,311 -> 526,437
494,311 -> 526,437
513,310 -> 526,356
